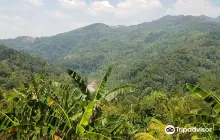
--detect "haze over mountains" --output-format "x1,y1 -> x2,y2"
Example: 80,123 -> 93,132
2,5 -> 220,138
1,15 -> 220,93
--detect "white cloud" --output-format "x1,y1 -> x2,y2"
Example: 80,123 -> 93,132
0,14 -> 28,28
115,0 -> 163,19
44,11 -> 71,19
71,21 -> 87,28
117,0 -> 162,9
0,14 -> 29,38
167,0 -> 220,17
89,1 -> 115,16
1,0 -> 220,38
0,13 -> 86,39
59,0 -> 87,9
59,0 -> 163,19
22,0 -> 44,7
86,0 -> 164,22
0,0 -> 165,38
91,1 -> 114,9
61,0 -> 76,5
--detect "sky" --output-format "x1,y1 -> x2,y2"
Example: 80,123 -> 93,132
1,0 -> 220,39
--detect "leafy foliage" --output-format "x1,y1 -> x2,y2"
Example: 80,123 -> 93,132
1,15 -> 220,93
0,68 -> 137,139
0,44 -> 62,90
1,15 -> 220,140
186,84 -> 220,139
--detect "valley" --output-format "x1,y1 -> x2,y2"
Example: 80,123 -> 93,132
1,15 -> 220,93
1,15 -> 220,139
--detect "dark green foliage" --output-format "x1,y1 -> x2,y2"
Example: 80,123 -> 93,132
1,15 -> 220,139
186,84 -> 220,115
0,45 -> 62,90
186,84 -> 220,139
67,69 -> 90,99
1,15 -> 220,93
0,68 -> 137,139
0,67 -> 219,139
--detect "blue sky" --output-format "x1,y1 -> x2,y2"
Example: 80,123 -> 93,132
0,0 -> 220,38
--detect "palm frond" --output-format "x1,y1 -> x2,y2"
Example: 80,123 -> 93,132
80,101 -> 95,126
186,83 -> 220,115
0,112 -> 19,130
104,85 -> 135,102
181,114 -> 218,125
49,100 -> 72,127
95,67 -> 112,100
67,69 -> 90,98
135,133 -> 157,140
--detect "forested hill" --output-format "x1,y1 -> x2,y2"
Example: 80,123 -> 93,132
0,45 -> 61,89
126,29 -> 220,94
1,15 -> 220,65
1,15 -> 220,93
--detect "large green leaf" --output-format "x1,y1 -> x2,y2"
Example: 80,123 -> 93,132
111,121 -> 124,135
186,83 -> 220,115
80,101 -> 95,126
53,82 -> 86,102
135,133 -> 157,140
0,112 -> 19,130
70,112 -> 83,122
95,67 -> 112,100
37,115 -> 71,133
104,85 -> 135,102
93,116 -> 121,128
67,69 -> 90,99
181,114 -> 219,125
76,124 -> 85,135
101,116 -> 121,126
49,100 -> 72,127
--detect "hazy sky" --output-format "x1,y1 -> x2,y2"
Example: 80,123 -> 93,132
1,0 -> 220,39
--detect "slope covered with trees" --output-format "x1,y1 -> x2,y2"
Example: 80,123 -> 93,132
1,15 -> 220,93
1,15 -> 220,140
0,44 -> 61,90
122,27 -> 220,94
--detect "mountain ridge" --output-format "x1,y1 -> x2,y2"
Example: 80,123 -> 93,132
1,15 -> 220,40
1,15 -> 220,92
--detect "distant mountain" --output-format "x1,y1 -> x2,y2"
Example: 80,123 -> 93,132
0,44 -> 61,89
1,15 -> 219,62
1,15 -> 220,92
215,16 -> 220,22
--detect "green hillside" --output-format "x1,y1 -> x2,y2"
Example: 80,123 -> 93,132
121,27 -> 220,94
0,44 -> 61,90
1,15 -> 220,139
1,15 -> 220,93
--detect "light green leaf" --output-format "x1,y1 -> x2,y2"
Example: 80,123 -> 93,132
95,67 -> 112,100
80,101 -> 95,126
